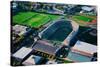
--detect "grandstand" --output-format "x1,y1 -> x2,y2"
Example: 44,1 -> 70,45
39,19 -> 79,46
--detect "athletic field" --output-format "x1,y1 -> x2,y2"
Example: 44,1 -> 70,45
73,15 -> 93,22
13,12 -> 60,28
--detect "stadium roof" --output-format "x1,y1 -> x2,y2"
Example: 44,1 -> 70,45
12,47 -> 32,60
72,40 -> 97,56
32,40 -> 59,55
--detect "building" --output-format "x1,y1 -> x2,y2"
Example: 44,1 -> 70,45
71,40 -> 97,57
64,5 -> 81,15
12,24 -> 36,44
32,40 -> 61,60
32,40 -> 70,59
80,6 -> 97,15
12,25 -> 28,36
81,6 -> 95,12
66,40 -> 97,62
12,47 -> 32,63
67,51 -> 92,62
47,5 -> 64,15
12,25 -> 28,42
22,55 -> 43,65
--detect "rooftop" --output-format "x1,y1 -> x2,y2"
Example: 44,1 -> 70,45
22,55 -> 42,65
12,47 -> 32,59
82,6 -> 94,11
32,40 -> 59,55
71,40 -> 97,56
13,25 -> 28,36
67,51 -> 91,62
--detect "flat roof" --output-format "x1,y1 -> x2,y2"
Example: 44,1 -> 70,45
67,51 -> 91,62
22,55 -> 42,65
32,40 -> 59,55
13,25 -> 28,36
12,47 -> 32,59
72,40 -> 97,55
82,6 -> 94,11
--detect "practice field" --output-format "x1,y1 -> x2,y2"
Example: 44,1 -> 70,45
73,15 -> 93,22
13,12 -> 60,28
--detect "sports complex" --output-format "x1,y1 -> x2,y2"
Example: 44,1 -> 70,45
11,2 -> 97,65
13,11 -> 79,46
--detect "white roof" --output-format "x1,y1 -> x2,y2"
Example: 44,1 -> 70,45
72,40 -> 97,55
13,25 -> 27,36
13,47 -> 32,59
82,6 -> 94,11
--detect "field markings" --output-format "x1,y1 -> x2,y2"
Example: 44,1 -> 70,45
13,12 -> 60,28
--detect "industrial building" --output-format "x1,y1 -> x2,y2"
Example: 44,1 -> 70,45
32,40 -> 69,59
12,47 -> 32,61
71,40 -> 97,57
66,40 -> 97,62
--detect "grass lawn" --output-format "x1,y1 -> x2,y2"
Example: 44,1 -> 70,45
73,15 -> 93,22
13,12 -> 60,28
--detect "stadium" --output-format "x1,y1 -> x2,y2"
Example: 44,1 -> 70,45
39,19 -> 79,46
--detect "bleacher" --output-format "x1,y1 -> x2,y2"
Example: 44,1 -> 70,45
41,20 -> 73,41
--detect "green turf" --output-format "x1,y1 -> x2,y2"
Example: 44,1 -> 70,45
13,12 -> 37,23
13,12 -> 60,28
26,14 -> 50,27
73,15 -> 93,22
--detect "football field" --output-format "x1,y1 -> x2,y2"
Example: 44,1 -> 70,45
13,12 -> 60,28
73,15 -> 93,22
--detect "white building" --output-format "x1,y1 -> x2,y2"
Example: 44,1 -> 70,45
66,40 -> 97,62
80,6 -> 97,15
81,6 -> 94,12
71,40 -> 97,57
12,47 -> 32,61
13,25 -> 28,36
